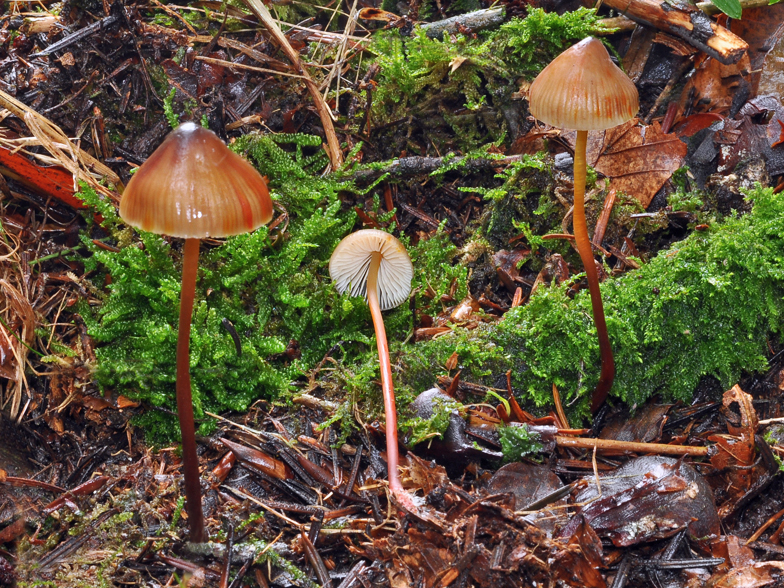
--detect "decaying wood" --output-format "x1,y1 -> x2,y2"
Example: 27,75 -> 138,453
421,7 -> 506,38
601,0 -> 748,65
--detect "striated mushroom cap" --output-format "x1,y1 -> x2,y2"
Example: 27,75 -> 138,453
119,122 -> 273,238
329,229 -> 413,311
528,37 -> 639,131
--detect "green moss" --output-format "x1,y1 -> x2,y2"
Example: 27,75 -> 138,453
398,185 -> 784,421
367,7 -> 606,149
401,395 -> 462,446
497,8 -> 608,79
498,423 -> 543,462
76,134 -> 375,442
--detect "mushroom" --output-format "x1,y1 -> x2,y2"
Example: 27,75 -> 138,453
119,122 -> 273,542
329,229 -> 416,510
528,37 -> 638,413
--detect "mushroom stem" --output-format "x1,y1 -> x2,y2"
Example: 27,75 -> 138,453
176,237 -> 206,543
572,130 -> 615,413
366,251 -> 416,510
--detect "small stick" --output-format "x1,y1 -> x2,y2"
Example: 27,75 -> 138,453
592,189 -> 617,247
555,435 -> 710,456
552,384 -> 570,430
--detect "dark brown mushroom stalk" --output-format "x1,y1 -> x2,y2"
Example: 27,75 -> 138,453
119,122 -> 273,542
329,229 -> 416,510
528,37 -> 639,413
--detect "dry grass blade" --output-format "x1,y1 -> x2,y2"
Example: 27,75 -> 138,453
0,278 -> 35,419
0,88 -> 121,202
241,0 -> 343,169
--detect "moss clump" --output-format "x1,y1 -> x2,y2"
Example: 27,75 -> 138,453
77,134 -> 374,442
498,423 -> 543,463
400,185 -> 784,419
370,8 -> 598,133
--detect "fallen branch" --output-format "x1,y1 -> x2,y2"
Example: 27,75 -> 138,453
420,7 -> 506,38
349,153 -> 525,182
600,0 -> 748,65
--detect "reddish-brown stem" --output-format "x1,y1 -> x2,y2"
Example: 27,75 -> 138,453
573,130 -> 615,413
177,237 -> 206,543
366,252 -> 417,511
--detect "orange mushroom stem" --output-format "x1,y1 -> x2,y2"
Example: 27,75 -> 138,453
330,230 -> 417,511
528,37 -> 638,413
366,250 -> 409,506
176,238 -> 204,541
573,131 -> 615,412
119,122 -> 273,542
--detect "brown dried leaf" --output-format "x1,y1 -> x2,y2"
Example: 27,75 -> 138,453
404,453 -> 449,496
552,516 -> 606,588
589,120 -> 687,208
82,396 -> 113,411
599,401 -> 671,444
0,320 -> 16,380
492,248 -> 530,294
220,438 -> 292,480
707,561 -> 784,588
573,456 -> 720,547
116,395 -> 140,409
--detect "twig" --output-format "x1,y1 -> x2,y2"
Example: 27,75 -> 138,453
420,7 -> 505,38
555,436 -> 710,456
599,0 -> 748,65
241,0 -> 343,169
29,14 -> 119,57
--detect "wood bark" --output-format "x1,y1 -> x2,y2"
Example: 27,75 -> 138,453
601,0 -> 748,65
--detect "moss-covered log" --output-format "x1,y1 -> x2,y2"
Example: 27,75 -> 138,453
399,185 -> 784,420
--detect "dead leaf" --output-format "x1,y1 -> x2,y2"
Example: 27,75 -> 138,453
707,561 -> 784,588
117,395 -> 140,409
0,319 -> 17,380
725,3 -> 784,95
588,120 -> 688,208
82,396 -> 113,411
449,56 -> 468,73
492,248 -> 530,294
358,7 -> 400,23
573,456 -> 720,547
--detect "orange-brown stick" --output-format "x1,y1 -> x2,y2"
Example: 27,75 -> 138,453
176,238 -> 206,542
573,131 -> 615,413
367,252 -> 416,511
555,435 -> 709,456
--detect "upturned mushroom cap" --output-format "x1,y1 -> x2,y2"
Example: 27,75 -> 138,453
329,229 -> 413,311
528,37 -> 639,131
119,122 -> 273,238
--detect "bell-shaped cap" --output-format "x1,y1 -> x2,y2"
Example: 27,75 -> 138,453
329,229 -> 413,311
528,37 -> 639,131
119,122 -> 273,238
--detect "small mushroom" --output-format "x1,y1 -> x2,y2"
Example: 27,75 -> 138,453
119,122 -> 273,542
329,229 -> 416,510
528,37 -> 639,413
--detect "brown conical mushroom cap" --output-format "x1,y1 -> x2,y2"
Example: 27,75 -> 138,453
528,37 -> 639,131
329,229 -> 413,311
119,122 -> 273,238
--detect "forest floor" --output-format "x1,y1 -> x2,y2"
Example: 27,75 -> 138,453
2,0 -> 784,586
